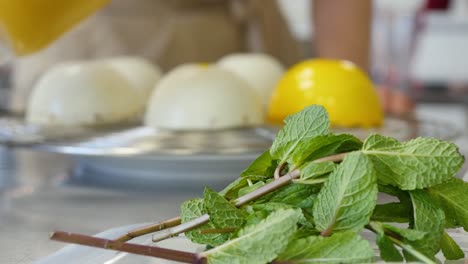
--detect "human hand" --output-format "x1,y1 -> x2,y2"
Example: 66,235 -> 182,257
378,86 -> 414,116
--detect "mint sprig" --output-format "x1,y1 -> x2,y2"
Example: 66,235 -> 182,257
50,105 -> 468,264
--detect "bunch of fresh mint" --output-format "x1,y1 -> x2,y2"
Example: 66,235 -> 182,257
179,105 -> 467,264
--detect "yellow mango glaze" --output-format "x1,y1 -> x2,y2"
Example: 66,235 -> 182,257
0,0 -> 109,55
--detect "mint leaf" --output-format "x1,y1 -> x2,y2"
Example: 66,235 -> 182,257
218,177 -> 246,198
370,221 -> 425,262
256,183 -> 319,209
247,202 -> 313,229
371,202 -> 411,223
428,178 -> 468,231
244,210 -> 270,227
278,231 -> 374,263
219,175 -> 264,200
405,190 -> 445,260
362,134 -> 464,190
204,188 -> 246,229
237,181 -> 265,197
376,234 -> 404,262
270,105 -> 329,163
201,209 -> 301,264
363,134 -> 400,149
240,150 -> 277,178
370,221 -> 426,241
292,178 -> 328,185
289,227 -> 320,240
180,199 -> 229,246
247,202 -> 296,213
378,184 -> 410,202
381,223 -> 426,241
244,203 -> 307,228
300,161 -> 337,180
313,152 -> 377,234
295,160 -> 337,185
288,134 -> 362,166
440,231 -> 465,260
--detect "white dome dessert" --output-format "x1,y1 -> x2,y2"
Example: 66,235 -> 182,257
26,61 -> 141,126
104,56 -> 162,111
145,66 -> 263,130
218,53 -> 284,108
155,63 -> 208,91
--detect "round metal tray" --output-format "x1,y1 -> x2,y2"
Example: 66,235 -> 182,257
0,116 -> 461,188
0,116 -> 460,158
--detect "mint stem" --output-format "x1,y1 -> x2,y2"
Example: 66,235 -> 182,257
232,169 -> 301,207
320,227 -> 332,237
200,228 -> 236,234
115,216 -> 181,242
386,236 -> 436,264
50,231 -> 200,263
274,162 -> 286,179
232,152 -> 347,206
292,178 -> 327,184
152,214 -> 210,242
365,225 -> 436,264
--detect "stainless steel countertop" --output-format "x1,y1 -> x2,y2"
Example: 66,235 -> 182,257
0,149 -> 206,264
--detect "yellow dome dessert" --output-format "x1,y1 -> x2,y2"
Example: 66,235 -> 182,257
268,59 -> 383,127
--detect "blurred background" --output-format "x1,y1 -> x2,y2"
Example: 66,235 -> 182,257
1,0 -> 467,115
0,0 -> 468,263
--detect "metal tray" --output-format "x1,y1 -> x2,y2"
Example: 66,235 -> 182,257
0,115 -> 461,188
0,116 -> 460,158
